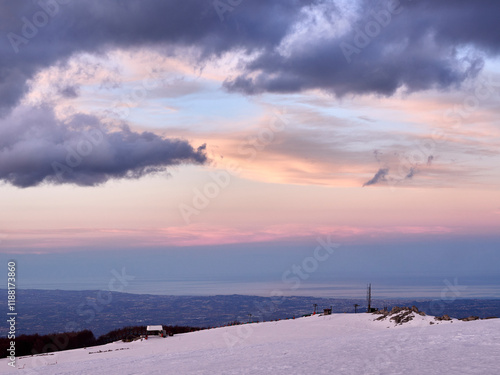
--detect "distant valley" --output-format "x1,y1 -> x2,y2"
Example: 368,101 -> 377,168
1,289 -> 499,337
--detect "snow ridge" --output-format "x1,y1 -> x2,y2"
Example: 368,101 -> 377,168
1,311 -> 498,375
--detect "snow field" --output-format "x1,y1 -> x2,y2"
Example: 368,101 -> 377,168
1,312 -> 499,375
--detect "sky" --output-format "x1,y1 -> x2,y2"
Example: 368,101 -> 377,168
0,0 -> 499,298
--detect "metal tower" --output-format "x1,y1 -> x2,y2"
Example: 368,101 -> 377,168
366,283 -> 372,313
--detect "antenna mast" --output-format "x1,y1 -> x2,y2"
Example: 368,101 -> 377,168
366,283 -> 372,313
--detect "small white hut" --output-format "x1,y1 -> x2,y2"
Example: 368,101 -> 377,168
146,325 -> 166,337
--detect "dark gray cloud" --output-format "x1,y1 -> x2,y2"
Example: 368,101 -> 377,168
363,168 -> 389,187
1,0 -> 500,113
224,0 -> 500,96
0,106 -> 207,187
0,0 -> 309,113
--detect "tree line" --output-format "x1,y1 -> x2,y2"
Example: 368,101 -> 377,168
0,325 -> 204,358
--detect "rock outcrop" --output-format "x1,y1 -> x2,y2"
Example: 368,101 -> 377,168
373,306 -> 425,325
460,316 -> 480,321
435,315 -> 452,321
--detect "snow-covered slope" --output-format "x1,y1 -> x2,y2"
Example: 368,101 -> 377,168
2,312 -> 499,375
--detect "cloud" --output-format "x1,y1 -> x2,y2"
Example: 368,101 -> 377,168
57,84 -> 80,99
224,0 -> 500,96
362,168 -> 389,187
0,0 -> 306,114
0,106 -> 207,187
405,167 -> 415,180
2,0 -> 500,115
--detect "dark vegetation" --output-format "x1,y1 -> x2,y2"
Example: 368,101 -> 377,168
0,325 -> 204,359
98,325 -> 203,344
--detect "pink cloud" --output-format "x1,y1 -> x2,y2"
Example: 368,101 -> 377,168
0,224 -> 486,254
